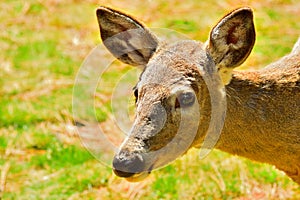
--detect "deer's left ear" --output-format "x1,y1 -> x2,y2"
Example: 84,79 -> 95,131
207,7 -> 255,84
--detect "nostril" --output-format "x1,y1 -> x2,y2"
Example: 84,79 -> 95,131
112,155 -> 145,177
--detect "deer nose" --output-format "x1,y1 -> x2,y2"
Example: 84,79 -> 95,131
112,154 -> 145,178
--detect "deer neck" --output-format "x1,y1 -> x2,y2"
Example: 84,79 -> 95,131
215,66 -> 300,170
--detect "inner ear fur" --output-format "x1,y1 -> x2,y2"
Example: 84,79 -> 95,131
96,6 -> 159,66
207,7 -> 255,70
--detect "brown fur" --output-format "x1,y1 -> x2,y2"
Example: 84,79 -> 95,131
217,49 -> 300,184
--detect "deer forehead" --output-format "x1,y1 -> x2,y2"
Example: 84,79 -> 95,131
136,40 -> 209,94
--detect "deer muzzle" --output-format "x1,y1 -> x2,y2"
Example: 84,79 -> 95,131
112,102 -> 167,181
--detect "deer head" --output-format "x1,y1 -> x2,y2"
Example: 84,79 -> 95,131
96,6 -> 255,181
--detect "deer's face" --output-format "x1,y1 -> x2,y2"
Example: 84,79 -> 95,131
112,41 -> 214,181
96,7 -> 255,181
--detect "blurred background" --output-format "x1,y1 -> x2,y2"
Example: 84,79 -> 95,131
1,0 -> 299,199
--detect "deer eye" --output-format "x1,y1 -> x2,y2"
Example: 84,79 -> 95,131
175,92 -> 195,108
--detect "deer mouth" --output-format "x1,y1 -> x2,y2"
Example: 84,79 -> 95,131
124,163 -> 155,182
125,171 -> 151,182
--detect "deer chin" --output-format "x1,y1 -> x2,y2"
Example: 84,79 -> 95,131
125,171 -> 151,182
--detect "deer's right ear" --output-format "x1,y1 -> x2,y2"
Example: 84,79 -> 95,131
96,7 -> 159,66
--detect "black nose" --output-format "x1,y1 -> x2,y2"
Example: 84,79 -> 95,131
112,154 -> 145,177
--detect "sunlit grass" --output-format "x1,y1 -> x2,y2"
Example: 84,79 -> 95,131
1,0 -> 299,199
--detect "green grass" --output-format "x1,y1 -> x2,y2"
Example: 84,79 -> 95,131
1,0 -> 299,199
166,19 -> 198,33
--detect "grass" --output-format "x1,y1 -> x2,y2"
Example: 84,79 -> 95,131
1,0 -> 300,199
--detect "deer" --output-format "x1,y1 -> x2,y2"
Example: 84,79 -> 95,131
96,6 -> 300,184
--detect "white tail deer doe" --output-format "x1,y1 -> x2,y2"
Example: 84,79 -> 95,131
96,6 -> 300,183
